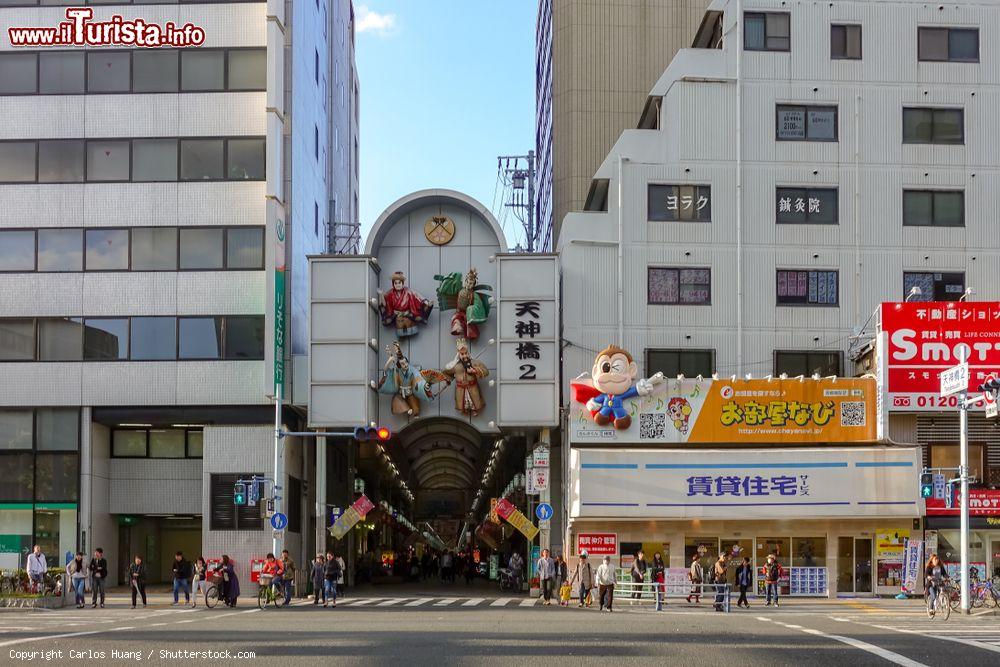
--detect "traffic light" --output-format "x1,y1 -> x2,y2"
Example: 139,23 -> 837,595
978,377 -> 1000,394
920,472 -> 934,499
233,482 -> 247,506
353,426 -> 392,442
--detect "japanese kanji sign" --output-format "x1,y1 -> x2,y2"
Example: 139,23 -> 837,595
570,377 -> 876,444
329,494 -> 374,540
880,302 -> 1000,411
494,497 -> 539,540
577,533 -> 617,557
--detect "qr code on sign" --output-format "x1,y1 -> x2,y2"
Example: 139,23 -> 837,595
840,401 -> 866,427
639,413 -> 665,440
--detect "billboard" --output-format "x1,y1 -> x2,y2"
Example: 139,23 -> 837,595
569,447 -> 921,519
569,377 -> 876,444
880,301 -> 1000,411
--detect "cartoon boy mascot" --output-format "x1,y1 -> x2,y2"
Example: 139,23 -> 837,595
573,345 -> 665,430
666,397 -> 692,434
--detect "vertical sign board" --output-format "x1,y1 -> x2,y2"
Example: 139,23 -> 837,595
273,218 -> 286,397
496,255 -> 559,427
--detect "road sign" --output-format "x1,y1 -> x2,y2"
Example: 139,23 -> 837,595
532,446 -> 550,468
933,473 -> 946,499
270,512 -> 288,531
939,362 -> 969,397
535,502 -> 553,521
531,468 -> 548,492
330,506 -> 342,525
262,498 -> 276,519
983,374 -> 999,418
272,529 -> 285,540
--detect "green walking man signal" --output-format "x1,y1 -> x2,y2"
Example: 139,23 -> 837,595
233,482 -> 247,506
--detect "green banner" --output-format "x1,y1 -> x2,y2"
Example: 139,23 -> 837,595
273,219 -> 286,395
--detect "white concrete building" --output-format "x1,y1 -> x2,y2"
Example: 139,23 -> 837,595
559,0 -> 1000,595
0,0 -> 358,585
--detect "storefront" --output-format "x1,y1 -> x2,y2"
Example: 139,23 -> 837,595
567,446 -> 921,598
925,489 -> 1000,581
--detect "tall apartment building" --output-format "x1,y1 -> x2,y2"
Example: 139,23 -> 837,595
535,0 -> 709,250
0,0 -> 358,583
329,0 -> 361,255
559,0 -> 1000,592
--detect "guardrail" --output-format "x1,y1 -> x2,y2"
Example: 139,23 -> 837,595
588,580 -> 732,612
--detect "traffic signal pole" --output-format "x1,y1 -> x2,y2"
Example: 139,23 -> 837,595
273,384 -> 283,557
959,350 -> 970,614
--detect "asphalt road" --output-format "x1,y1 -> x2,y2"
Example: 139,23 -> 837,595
3,587 -> 999,666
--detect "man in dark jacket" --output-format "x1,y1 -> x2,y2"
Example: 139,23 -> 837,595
323,552 -> 341,608
763,553 -> 782,607
630,551 -> 648,599
172,551 -> 192,605
89,548 -> 108,608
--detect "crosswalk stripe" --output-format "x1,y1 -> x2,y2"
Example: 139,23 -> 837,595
376,598 -> 409,606
519,598 -> 538,607
404,598 -> 432,607
462,598 -> 485,607
344,598 -> 381,606
434,598 -> 460,606
491,598 -> 515,607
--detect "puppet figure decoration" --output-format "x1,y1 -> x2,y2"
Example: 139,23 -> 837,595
441,338 -> 490,417
666,397 -> 692,434
434,268 -> 492,341
371,342 -> 443,417
378,271 -> 434,338
570,345 -> 666,430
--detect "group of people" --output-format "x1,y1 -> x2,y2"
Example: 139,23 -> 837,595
309,552 -> 346,607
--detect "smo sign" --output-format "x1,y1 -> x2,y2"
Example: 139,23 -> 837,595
880,302 -> 1000,411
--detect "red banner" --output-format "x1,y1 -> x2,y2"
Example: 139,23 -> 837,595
881,302 -> 1000,410
577,533 -> 617,557
494,498 -> 516,520
352,494 -> 375,517
926,489 -> 1000,516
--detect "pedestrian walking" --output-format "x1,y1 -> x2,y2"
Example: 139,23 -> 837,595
554,555 -> 568,604
311,555 -> 326,605
569,551 -> 594,608
509,552 -> 524,591
171,551 -> 192,605
191,557 -> 208,607
763,553 -> 783,607
67,552 -> 87,608
630,550 -> 648,599
128,555 -> 147,609
536,549 -> 555,605
324,551 -> 341,608
441,551 -> 453,583
219,555 -> 239,607
713,554 -> 729,611
596,555 -> 617,612
280,549 -> 296,604
686,553 -> 703,604
88,548 -> 108,608
651,552 -> 666,611
26,545 -> 47,593
735,556 -> 752,609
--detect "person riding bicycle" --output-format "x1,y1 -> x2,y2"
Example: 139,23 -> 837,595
925,553 -> 949,610
261,553 -> 285,600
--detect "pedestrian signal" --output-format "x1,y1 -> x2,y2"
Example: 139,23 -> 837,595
354,426 -> 393,442
233,482 -> 247,506
920,473 -> 934,499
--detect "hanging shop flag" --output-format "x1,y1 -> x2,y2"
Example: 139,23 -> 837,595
570,346 -> 876,444
495,498 -> 539,540
329,494 -> 375,540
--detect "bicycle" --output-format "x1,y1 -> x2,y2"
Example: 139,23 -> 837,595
497,568 -> 520,592
926,580 -> 952,620
257,574 -> 286,609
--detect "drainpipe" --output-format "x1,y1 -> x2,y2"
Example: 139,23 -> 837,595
854,94 -> 862,326
735,0 -> 744,375
617,155 -> 627,347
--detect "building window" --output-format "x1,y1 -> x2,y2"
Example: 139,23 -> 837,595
38,52 -> 84,94
85,229 -> 129,270
131,139 -> 178,182
210,473 -> 263,531
86,140 -> 130,182
132,51 -> 178,93
776,187 -> 838,224
918,27 -> 979,63
0,409 -> 34,450
227,138 -> 265,180
647,184 -> 711,222
903,272 -> 965,302
0,408 -> 80,511
930,443 -> 985,483
129,317 -> 177,361
0,320 -> 35,361
179,228 -> 225,269
0,142 -> 37,182
86,51 -> 130,93
0,53 -> 38,94
112,430 -> 146,457
148,429 -> 186,458
131,228 -> 178,270
38,140 -> 85,183
112,428 -> 202,459
180,139 -> 225,181
744,12 -> 790,52
903,190 -> 964,227
178,317 -> 223,360
224,316 -> 265,360
180,50 -> 225,91
831,24 -> 861,60
37,229 -> 83,272
774,351 -> 842,376
646,349 -> 715,378
83,318 -> 129,360
776,269 -> 838,306
0,230 -> 36,271
38,318 -> 83,361
902,108 -> 964,144
648,268 -> 711,305
35,408 -> 78,451
187,431 -> 204,458
227,49 -> 266,91
776,105 -> 837,141
225,227 -> 264,269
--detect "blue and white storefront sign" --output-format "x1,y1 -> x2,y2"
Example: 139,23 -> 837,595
570,447 -> 921,519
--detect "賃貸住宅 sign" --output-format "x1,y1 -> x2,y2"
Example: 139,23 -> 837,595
495,254 -> 559,427
879,301 -> 1000,412
570,377 -> 876,445
577,533 -> 617,557
569,447 -> 920,519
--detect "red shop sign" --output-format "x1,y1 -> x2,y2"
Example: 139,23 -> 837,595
880,302 -> 1000,411
926,489 -> 1000,516
577,533 -> 618,556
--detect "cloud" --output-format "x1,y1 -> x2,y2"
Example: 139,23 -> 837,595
356,5 -> 397,36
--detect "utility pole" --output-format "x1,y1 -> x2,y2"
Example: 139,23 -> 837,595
497,151 -> 537,252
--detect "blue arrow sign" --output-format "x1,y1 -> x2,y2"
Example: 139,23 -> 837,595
535,503 -> 553,521
270,512 -> 288,530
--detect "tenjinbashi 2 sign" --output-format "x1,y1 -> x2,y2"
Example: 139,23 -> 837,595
569,345 -> 877,444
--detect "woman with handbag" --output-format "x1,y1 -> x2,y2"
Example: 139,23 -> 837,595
686,553 -> 703,604
651,553 -> 666,611
569,552 -> 594,608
